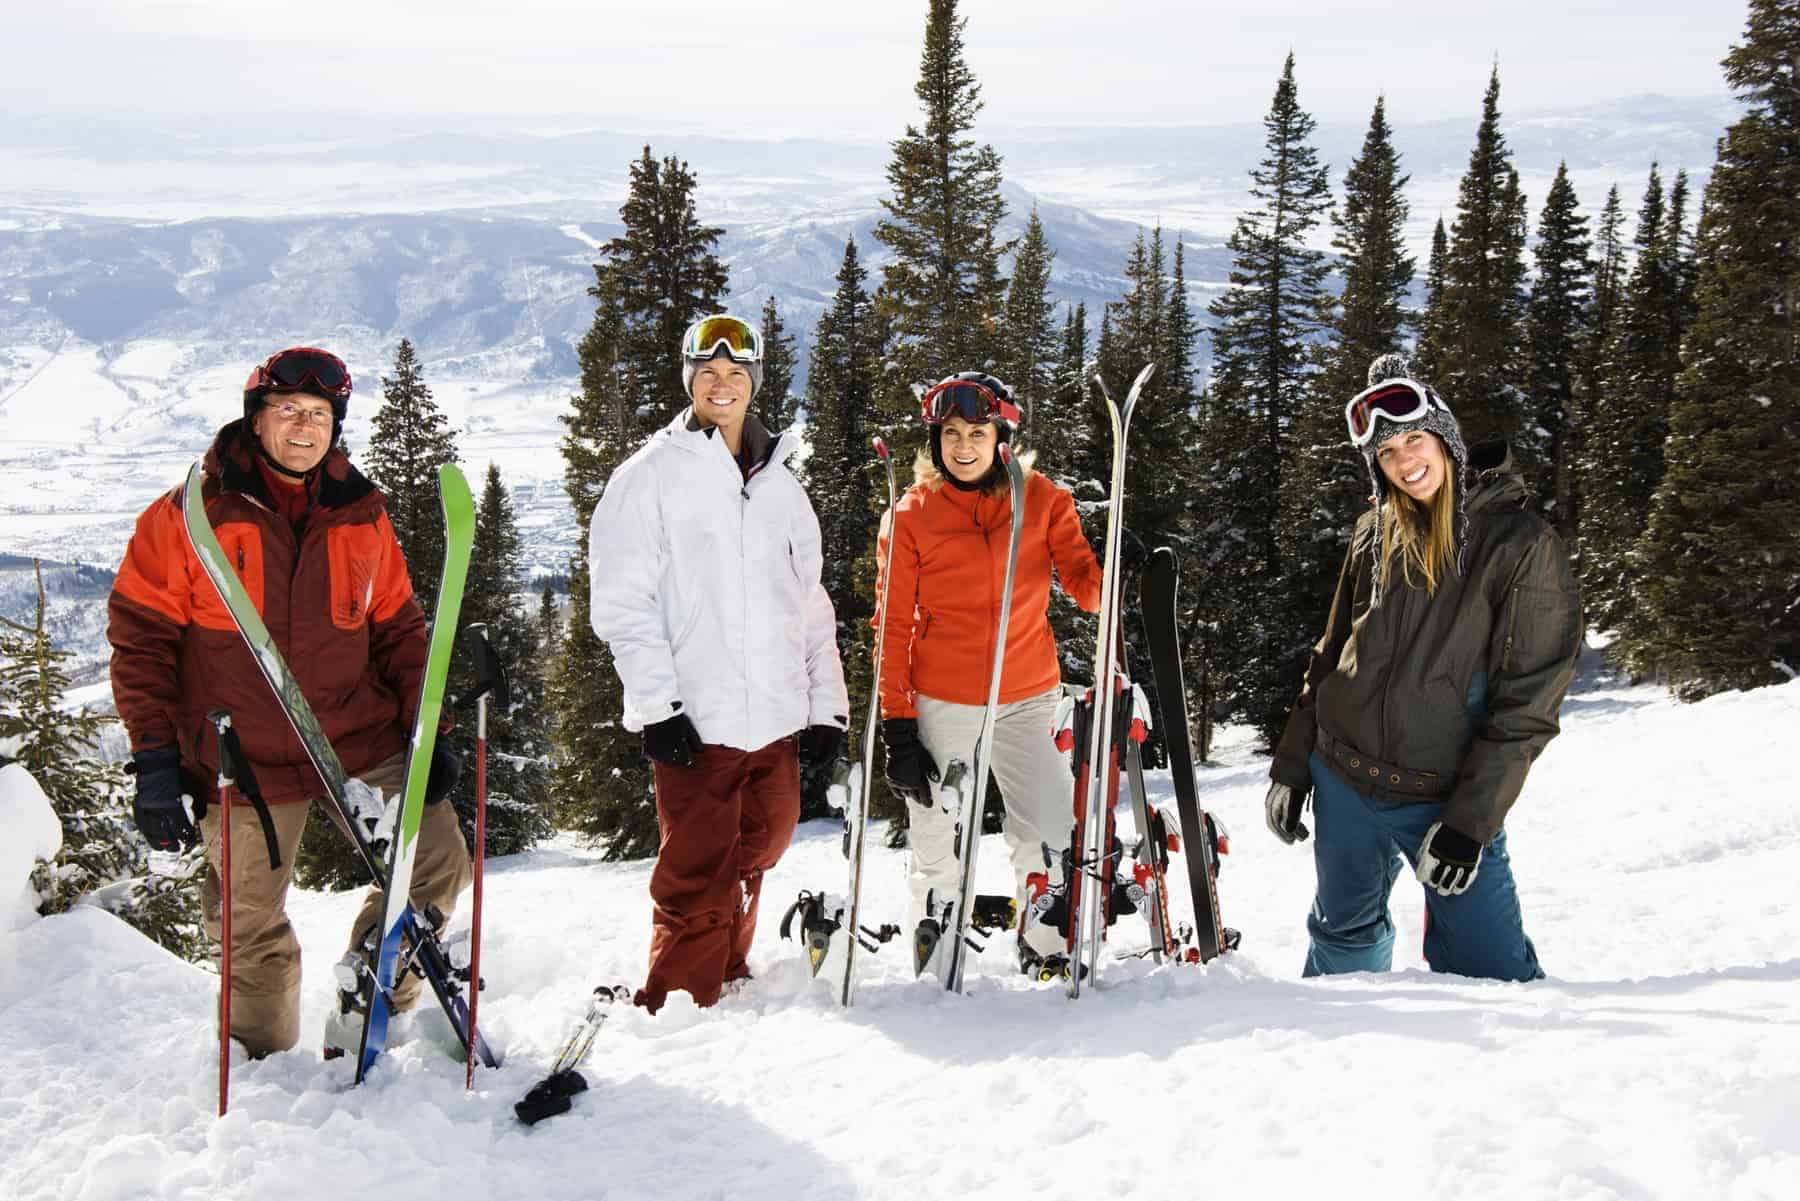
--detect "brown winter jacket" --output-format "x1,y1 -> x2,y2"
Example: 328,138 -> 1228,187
1271,443 -> 1582,844
108,420 -> 427,807
876,458 -> 1102,719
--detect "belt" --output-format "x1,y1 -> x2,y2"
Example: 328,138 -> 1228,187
1316,727 -> 1451,801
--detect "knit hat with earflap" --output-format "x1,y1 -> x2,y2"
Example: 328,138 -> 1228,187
1357,353 -> 1470,598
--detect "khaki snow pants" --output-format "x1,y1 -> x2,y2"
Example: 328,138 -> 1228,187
199,751 -> 473,1057
638,737 -> 800,1014
910,687 -> 1074,959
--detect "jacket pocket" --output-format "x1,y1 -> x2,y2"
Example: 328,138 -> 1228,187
192,522 -> 264,631
327,524 -> 383,631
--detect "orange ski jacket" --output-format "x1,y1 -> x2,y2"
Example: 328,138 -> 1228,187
108,421 -> 427,807
876,463 -> 1101,720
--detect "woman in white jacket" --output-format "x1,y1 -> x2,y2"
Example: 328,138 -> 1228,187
588,314 -> 849,1014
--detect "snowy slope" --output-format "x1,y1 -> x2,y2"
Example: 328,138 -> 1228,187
2,669 -> 1797,1201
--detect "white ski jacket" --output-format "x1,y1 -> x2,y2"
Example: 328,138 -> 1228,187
588,409 -> 848,752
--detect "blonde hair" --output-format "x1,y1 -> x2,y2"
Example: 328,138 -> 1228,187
1378,471 -> 1457,595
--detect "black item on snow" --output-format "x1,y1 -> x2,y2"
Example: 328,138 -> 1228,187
1140,546 -> 1235,962
515,985 -> 633,1126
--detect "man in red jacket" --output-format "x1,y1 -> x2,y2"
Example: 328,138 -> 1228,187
107,346 -> 469,1058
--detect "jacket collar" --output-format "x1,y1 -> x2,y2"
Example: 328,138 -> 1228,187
204,418 -> 379,514
666,407 -> 794,474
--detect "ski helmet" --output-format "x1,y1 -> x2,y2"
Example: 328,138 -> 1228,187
923,371 -> 1015,491
243,347 -> 352,446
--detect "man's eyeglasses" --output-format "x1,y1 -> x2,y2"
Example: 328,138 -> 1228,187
266,401 -> 335,427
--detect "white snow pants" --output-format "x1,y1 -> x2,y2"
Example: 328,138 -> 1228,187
909,687 -> 1073,959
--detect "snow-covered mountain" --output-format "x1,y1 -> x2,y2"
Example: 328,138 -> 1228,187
2,659 -> 1795,1200
0,94 -> 1735,658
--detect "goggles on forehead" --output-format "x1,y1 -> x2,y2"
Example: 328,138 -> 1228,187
681,315 -> 763,364
245,347 -> 352,402
1345,378 -> 1451,448
920,379 -> 1021,427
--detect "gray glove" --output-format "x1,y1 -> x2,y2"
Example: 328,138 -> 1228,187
1416,821 -> 1483,897
1264,781 -> 1311,844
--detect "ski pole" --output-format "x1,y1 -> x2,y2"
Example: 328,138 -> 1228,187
461,624 -> 507,1089
207,711 -> 236,1118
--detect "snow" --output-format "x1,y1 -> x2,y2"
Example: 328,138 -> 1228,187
0,762 -> 62,931
2,672 -> 1798,1200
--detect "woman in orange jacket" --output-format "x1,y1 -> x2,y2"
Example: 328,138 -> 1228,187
875,371 -> 1102,976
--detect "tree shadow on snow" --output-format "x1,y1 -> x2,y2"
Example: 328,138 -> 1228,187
848,962 -> 1693,1069
488,1075 -> 858,1201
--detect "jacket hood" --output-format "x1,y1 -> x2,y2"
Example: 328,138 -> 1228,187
1463,440 -> 1529,516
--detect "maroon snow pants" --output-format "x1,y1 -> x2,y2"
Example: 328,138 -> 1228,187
636,736 -> 800,1014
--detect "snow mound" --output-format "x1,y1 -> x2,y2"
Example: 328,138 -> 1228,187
0,761 -> 62,931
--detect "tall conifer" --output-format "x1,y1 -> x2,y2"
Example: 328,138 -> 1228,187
1628,0 -> 1800,695
1289,95 -> 1414,638
1203,52 -> 1332,741
873,0 -> 1009,405
363,338 -> 459,609
1523,163 -> 1593,535
758,295 -> 800,433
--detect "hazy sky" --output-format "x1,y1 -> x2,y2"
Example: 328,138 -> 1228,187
15,1 -> 1745,136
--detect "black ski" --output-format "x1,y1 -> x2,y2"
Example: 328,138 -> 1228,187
1139,547 -> 1235,962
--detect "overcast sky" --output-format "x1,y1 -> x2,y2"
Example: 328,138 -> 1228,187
13,1 -> 1746,137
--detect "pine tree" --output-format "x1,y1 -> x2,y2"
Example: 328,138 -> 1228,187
998,207 -> 1058,440
1523,162 -> 1593,536
1627,0 -> 1800,696
548,272 -> 660,856
601,146 -> 730,429
1431,68 -> 1531,445
1202,52 -> 1333,743
1578,165 -> 1682,634
1570,184 -> 1629,551
447,464 -> 552,858
758,294 -> 801,433
362,339 -> 459,609
873,0 -> 1009,400
1414,218 -> 1450,381
800,238 -> 884,821
1289,95 -> 1415,642
1,563 -> 204,960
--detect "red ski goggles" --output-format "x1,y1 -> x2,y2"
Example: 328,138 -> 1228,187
244,347 -> 352,402
920,379 -> 1021,427
1345,378 -> 1451,448
681,314 -> 763,364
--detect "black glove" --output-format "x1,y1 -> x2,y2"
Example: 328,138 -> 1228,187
129,746 -> 202,852
1264,781 -> 1311,844
425,740 -> 461,805
1416,820 -> 1483,897
881,718 -> 939,802
643,710 -> 704,769
798,721 -> 847,769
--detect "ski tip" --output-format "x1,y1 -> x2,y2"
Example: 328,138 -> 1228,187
873,436 -> 888,459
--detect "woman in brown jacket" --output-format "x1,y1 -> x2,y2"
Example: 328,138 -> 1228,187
875,371 -> 1102,977
1265,355 -> 1581,981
